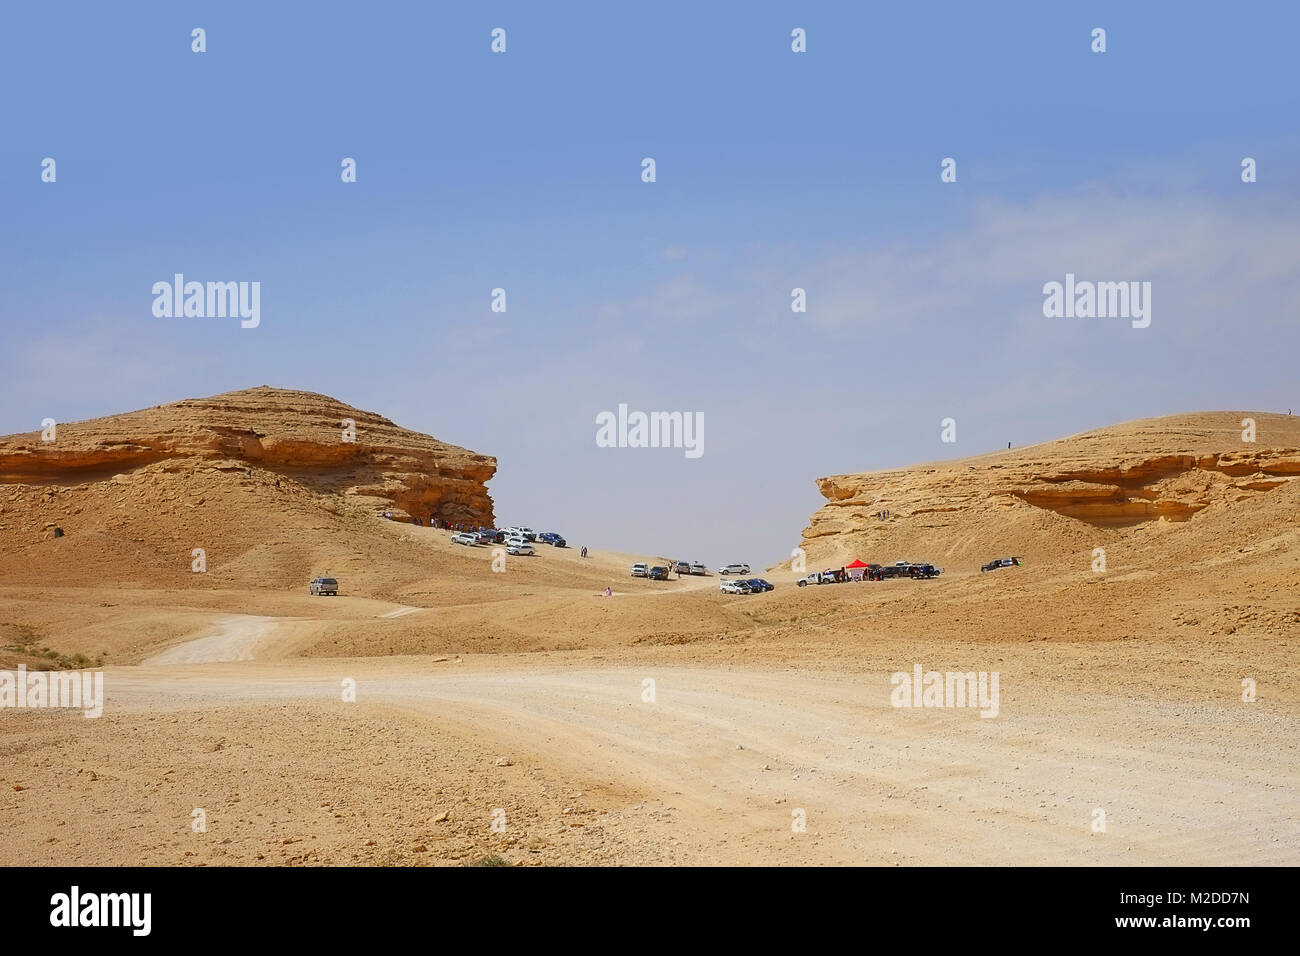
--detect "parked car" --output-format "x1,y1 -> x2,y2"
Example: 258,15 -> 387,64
538,532 -> 566,547
745,578 -> 774,592
909,563 -> 942,579
648,566 -> 671,581
718,563 -> 750,575
672,561 -> 692,575
309,577 -> 339,596
476,530 -> 505,544
799,571 -> 841,586
452,532 -> 479,546
720,579 -> 752,594
506,541 -> 535,556
690,562 -> 709,576
981,557 -> 1022,573
631,563 -> 648,577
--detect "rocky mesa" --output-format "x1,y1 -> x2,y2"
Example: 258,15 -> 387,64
0,386 -> 495,522
800,411 -> 1300,568
0,387 -> 496,588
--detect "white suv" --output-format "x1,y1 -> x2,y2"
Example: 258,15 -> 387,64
630,563 -> 648,577
718,563 -> 750,575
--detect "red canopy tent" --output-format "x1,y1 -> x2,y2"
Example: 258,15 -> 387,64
845,559 -> 869,580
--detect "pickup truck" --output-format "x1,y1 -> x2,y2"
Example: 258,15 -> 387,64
796,572 -> 834,587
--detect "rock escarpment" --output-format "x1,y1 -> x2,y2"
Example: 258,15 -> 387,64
801,412 -> 1300,567
0,386 -> 496,525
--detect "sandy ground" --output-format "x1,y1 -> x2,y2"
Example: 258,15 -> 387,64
2,409 -> 1298,866
3,603 -> 1295,866
142,615 -> 283,664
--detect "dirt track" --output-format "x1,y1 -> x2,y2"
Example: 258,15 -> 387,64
142,615 -> 283,664
14,613 -> 1286,867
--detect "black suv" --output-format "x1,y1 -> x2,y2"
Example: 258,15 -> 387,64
981,557 -> 1022,573
647,566 -> 671,580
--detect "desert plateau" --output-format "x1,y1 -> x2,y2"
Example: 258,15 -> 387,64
1,387 -> 1295,867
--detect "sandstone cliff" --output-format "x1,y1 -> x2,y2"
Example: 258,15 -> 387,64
800,412 -> 1300,568
0,386 -> 495,588
0,386 -> 495,523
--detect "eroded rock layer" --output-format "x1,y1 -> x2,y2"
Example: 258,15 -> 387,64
0,386 -> 495,525
0,387 -> 496,588
801,412 -> 1300,567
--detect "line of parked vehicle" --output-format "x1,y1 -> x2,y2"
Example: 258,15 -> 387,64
793,555 -> 1025,587
630,560 -> 711,579
451,526 -> 567,556
797,561 -> 944,586
720,577 -> 774,594
714,563 -> 776,595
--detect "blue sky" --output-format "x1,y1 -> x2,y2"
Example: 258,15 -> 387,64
2,1 -> 1298,567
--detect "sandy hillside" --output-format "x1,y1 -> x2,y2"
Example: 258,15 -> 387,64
1,392 -> 1296,866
